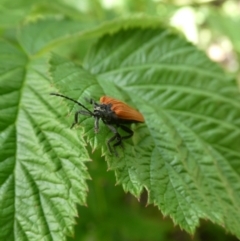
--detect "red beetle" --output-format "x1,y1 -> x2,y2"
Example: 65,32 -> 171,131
51,93 -> 144,156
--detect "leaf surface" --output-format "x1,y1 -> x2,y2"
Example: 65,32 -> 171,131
18,15 -> 161,57
51,27 -> 240,236
0,40 -> 90,241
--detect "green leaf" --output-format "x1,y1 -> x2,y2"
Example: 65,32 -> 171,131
0,0 -> 34,27
18,15 -> 161,57
17,18 -> 94,56
50,27 -> 240,237
0,40 -> 90,240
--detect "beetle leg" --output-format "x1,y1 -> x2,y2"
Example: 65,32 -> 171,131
106,124 -> 122,156
85,97 -> 98,106
94,117 -> 100,133
113,136 -> 124,149
107,134 -> 118,156
118,125 -> 133,140
71,111 -> 80,128
79,110 -> 92,117
71,110 -> 92,129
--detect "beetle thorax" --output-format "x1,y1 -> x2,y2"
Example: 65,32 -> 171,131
93,103 -> 117,122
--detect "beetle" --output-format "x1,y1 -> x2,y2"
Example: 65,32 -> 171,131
50,93 -> 144,156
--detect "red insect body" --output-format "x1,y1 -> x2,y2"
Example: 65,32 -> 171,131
100,96 -> 144,123
50,92 -> 144,156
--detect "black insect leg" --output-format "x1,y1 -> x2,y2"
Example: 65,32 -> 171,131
71,110 -> 92,129
118,125 -> 134,140
106,124 -> 122,156
111,125 -> 133,154
85,97 -> 98,106
71,111 -> 81,129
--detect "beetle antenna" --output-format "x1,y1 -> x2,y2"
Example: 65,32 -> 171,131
50,93 -> 94,115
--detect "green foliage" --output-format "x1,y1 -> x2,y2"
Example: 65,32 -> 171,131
49,27 -> 240,237
0,39 -> 90,240
1,1 -> 240,241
